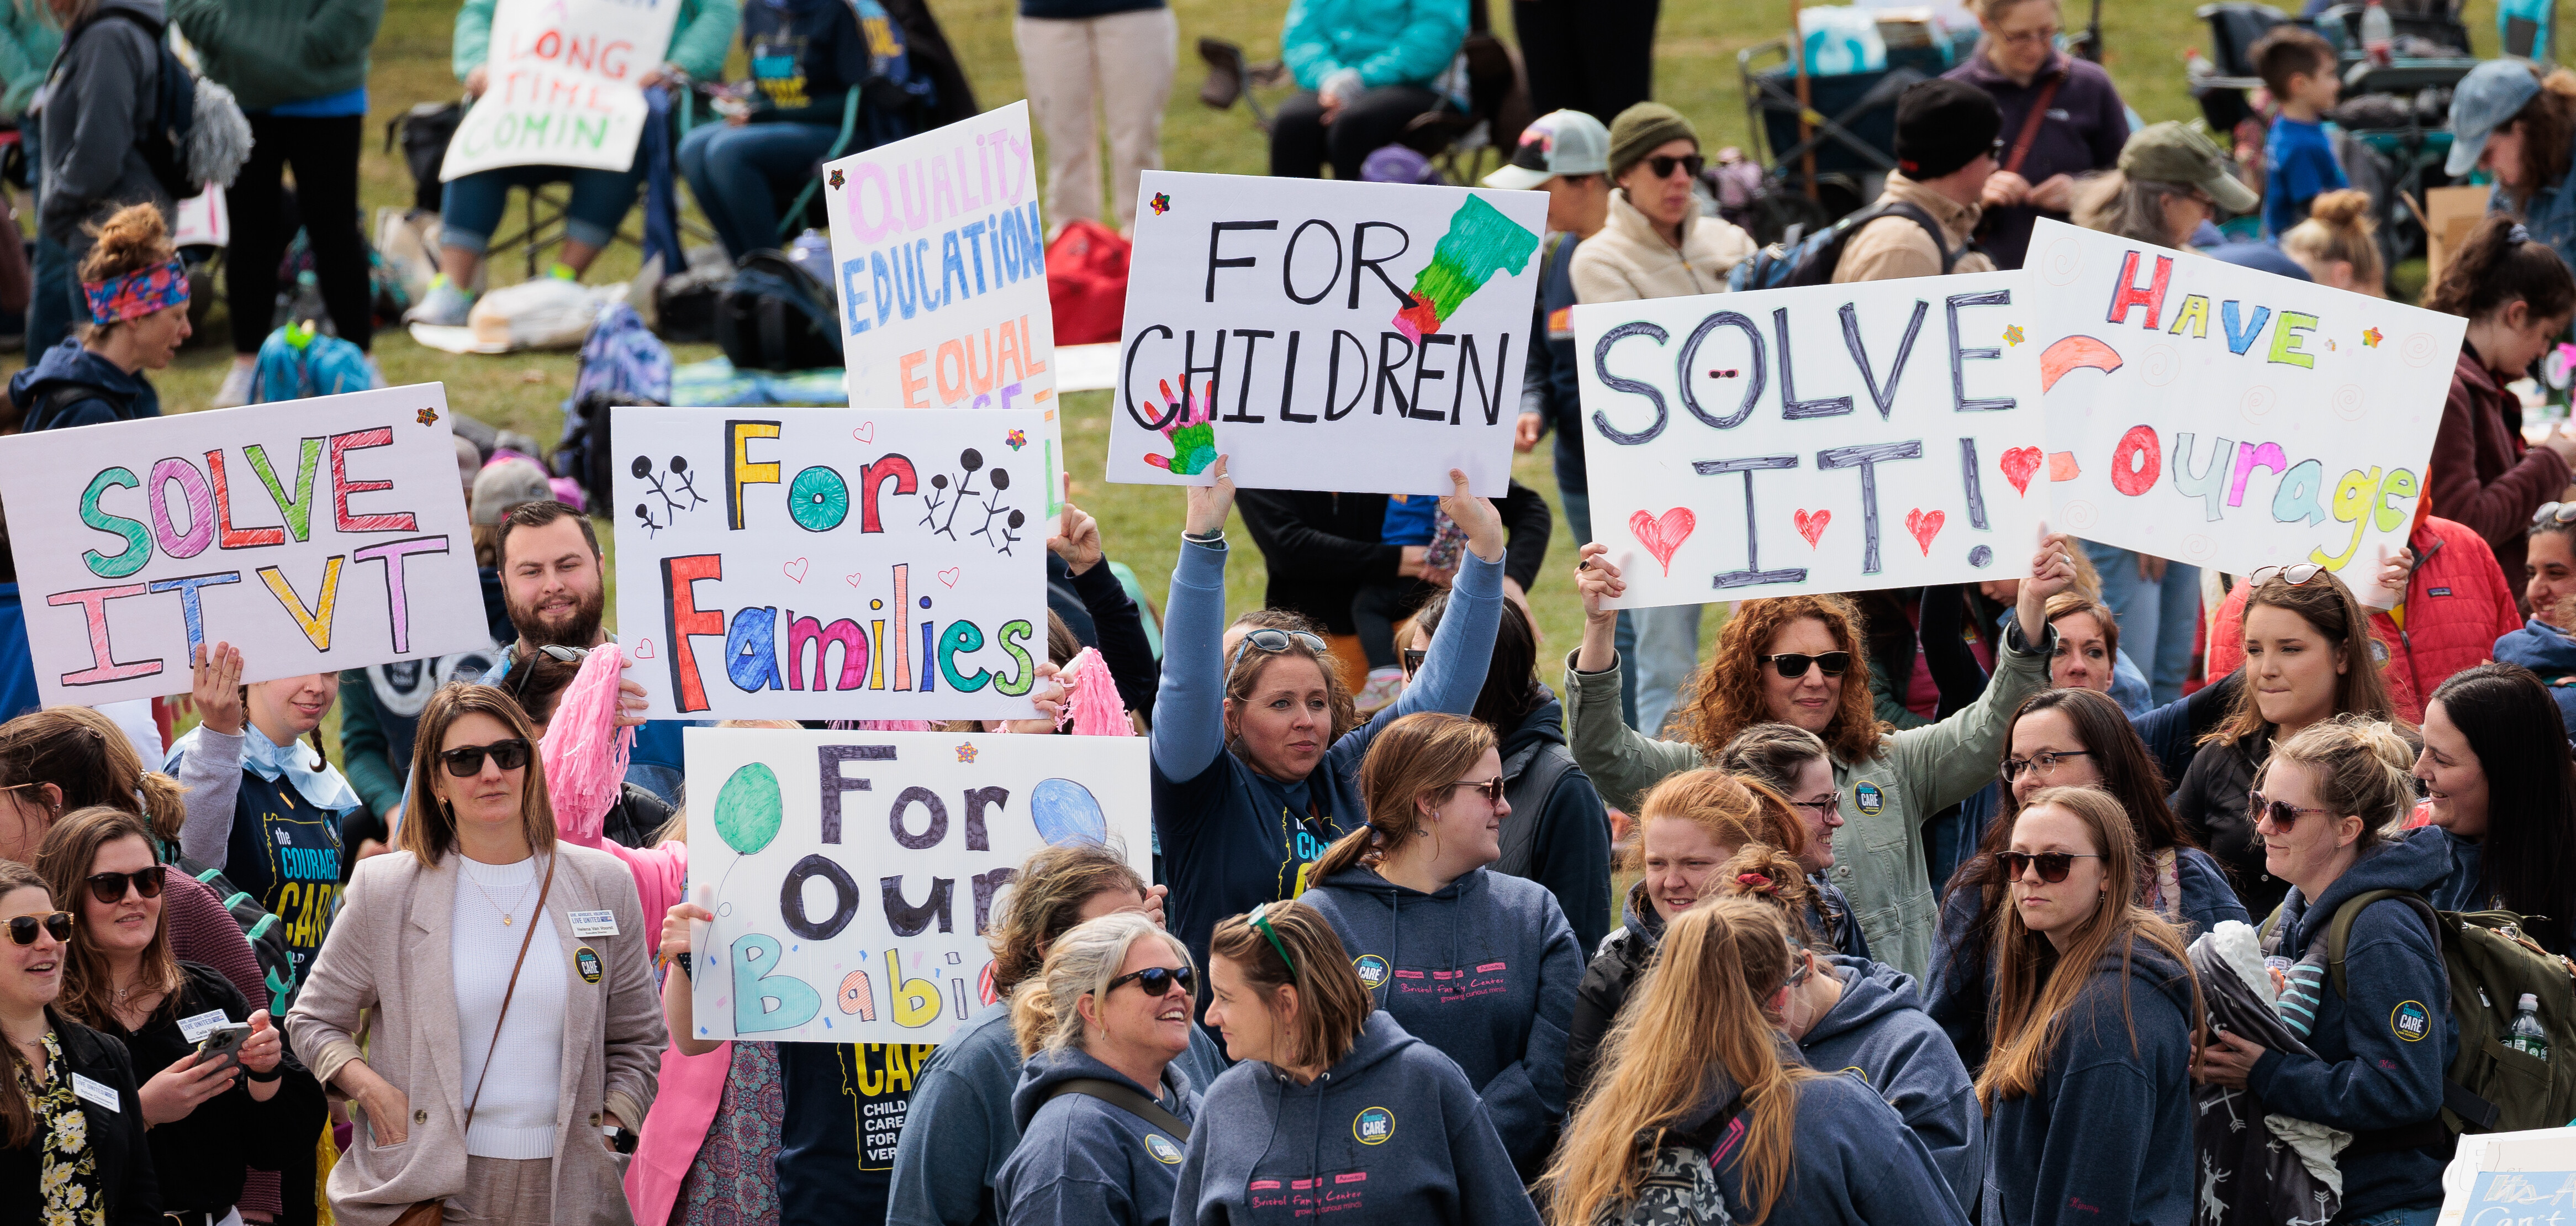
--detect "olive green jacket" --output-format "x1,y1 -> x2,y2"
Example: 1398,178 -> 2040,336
1563,626 -> 2052,981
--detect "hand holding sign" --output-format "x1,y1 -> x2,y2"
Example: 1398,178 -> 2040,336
1574,542 -> 1626,675
1182,455 -> 1237,538
2012,530 -> 2082,646
188,641 -> 244,736
1436,467 -> 1506,564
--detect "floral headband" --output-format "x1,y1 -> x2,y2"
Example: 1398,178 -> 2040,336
83,259 -> 187,325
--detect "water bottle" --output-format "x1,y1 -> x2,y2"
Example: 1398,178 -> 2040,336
2362,0 -> 2395,67
2508,992 -> 2551,1062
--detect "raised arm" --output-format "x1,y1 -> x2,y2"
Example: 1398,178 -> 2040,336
1053,503 -> 1160,716
1149,459 -> 1238,782
1327,471 -> 1505,774
1889,536 -> 2077,812
1564,541 -> 1705,812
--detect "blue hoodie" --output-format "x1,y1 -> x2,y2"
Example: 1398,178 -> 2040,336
995,1046 -> 1202,1226
1988,936 -> 2199,1226
1299,865 -> 1580,1178
2248,825 -> 2459,1220
1692,1069 -> 1970,1225
1171,1010 -> 1539,1226
1799,955 -> 1983,1209
6,335 -> 160,429
2493,617 -> 2576,740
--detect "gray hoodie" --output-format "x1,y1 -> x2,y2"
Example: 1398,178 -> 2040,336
995,1046 -> 1200,1226
1797,954 -> 1983,1211
36,0 -> 170,249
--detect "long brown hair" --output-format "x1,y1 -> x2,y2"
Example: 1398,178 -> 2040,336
987,839 -> 1148,997
1312,712 -> 1495,882
1413,589 -> 1547,731
0,706 -> 185,846
2207,570 -> 2399,746
399,684 -> 559,865
1207,900 -> 1372,1071
1975,787 -> 2205,1109
35,807 -> 182,1033
1671,596 -> 1885,765
1545,898 -> 1818,1226
1627,768 -> 1808,871
0,859 -> 52,1149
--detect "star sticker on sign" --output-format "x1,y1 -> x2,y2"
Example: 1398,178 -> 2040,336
956,741 -> 980,764
1149,192 -> 1171,216
828,168 -> 845,190
416,407 -> 439,426
2363,327 -> 2384,348
2002,325 -> 2026,346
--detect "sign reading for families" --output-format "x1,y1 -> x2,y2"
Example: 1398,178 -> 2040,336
823,100 -> 1059,423
0,385 -> 485,707
2023,218 -> 2460,578
1105,170 -> 1546,496
610,406 -> 1052,721
685,727 -> 1150,1044
439,0 -> 684,180
1572,271 -> 2046,608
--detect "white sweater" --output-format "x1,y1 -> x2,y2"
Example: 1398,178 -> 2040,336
452,855 -> 567,1159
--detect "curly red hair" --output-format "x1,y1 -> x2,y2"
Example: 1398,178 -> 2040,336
1669,595 -> 1886,765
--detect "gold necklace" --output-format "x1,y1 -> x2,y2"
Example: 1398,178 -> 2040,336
465,867 -> 537,928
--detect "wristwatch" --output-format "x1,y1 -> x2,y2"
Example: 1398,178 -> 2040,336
604,1123 -> 638,1154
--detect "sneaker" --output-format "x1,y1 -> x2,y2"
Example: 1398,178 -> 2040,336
1354,666 -> 1406,716
210,362 -> 255,408
403,278 -> 475,327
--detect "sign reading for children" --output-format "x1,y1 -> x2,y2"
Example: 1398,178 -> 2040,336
1572,271 -> 2047,609
685,727 -> 1150,1044
2023,218 -> 2460,579
1105,170 -> 1547,496
823,101 -> 1059,424
0,385 -> 487,708
610,406 -> 1053,721
439,0 -> 684,180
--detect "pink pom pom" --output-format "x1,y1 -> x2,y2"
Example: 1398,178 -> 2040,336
539,643 -> 636,840
1057,647 -> 1133,736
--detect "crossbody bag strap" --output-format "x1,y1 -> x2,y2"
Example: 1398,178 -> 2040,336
1044,1076 -> 1191,1140
2003,75 -> 2065,177
458,851 -> 558,1134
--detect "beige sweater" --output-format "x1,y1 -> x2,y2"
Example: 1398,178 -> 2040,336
1831,172 -> 2000,283
1570,189 -> 1757,303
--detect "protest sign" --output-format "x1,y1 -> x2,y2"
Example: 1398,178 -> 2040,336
822,101 -> 1060,426
1571,271 -> 2047,609
610,406 -> 1053,721
2437,1128 -> 2576,1226
1104,170 -> 1547,496
2023,217 -> 2460,581
0,385 -> 485,707
684,727 -> 1150,1044
438,0 -> 683,180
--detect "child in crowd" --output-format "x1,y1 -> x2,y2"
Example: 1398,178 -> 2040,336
2252,26 -> 2347,239
2279,188 -> 2385,294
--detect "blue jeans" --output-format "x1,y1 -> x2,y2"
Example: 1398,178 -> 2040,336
1560,486 -> 1641,730
2088,541 -> 2201,706
439,159 -> 645,255
677,119 -> 842,260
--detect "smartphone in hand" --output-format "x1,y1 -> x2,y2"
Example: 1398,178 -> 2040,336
194,1022 -> 253,1077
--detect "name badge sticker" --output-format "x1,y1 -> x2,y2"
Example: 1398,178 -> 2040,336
176,1009 -> 231,1044
568,909 -> 620,938
70,1072 -> 120,1112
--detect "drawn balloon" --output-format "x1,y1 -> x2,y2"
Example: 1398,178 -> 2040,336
713,762 -> 784,855
1028,777 -> 1108,845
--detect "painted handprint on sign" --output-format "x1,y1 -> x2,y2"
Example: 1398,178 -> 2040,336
1140,377 -> 1217,476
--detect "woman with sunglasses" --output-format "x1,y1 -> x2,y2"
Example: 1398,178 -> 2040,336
1982,786 -> 2204,1226
2193,718 -> 2457,1226
287,683 -> 663,1224
993,913 -> 1201,1226
1297,712 -> 1582,1180
1714,726 -> 1871,959
1928,687 -> 2246,1071
2173,566 -> 2404,922
1150,456 -> 1506,980
1176,899 -> 1539,1226
2414,664 -> 2576,955
0,859 -> 159,1225
2491,504 -> 2576,738
35,806 -> 324,1223
1569,532 -> 2079,980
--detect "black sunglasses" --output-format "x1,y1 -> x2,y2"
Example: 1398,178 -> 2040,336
1999,749 -> 2092,781
1645,154 -> 1706,180
1107,965 -> 1195,997
2249,562 -> 2325,588
1997,851 -> 2103,883
2248,789 -> 2333,831
85,866 -> 165,906
1401,648 -> 1427,678
439,738 -> 532,777
5,912 -> 72,946
1450,776 -> 1507,804
508,644 -> 591,699
1757,651 -> 1850,680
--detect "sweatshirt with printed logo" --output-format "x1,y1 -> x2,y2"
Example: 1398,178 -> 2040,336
995,1046 -> 1200,1226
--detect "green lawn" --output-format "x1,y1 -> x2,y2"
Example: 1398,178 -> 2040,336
95,0 -> 2542,757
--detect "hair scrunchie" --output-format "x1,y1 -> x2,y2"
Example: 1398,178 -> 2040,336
83,259 -> 188,325
1736,871 -> 1773,891
2511,222 -> 2536,246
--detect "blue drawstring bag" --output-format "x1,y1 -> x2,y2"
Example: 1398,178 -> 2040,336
250,322 -> 374,403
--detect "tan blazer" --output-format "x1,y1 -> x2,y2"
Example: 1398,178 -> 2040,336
287,842 -> 666,1226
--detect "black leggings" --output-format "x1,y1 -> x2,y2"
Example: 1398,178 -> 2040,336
1511,0 -> 1659,124
227,112 -> 372,354
1269,85 -> 1444,180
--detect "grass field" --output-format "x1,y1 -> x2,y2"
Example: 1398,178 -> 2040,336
97,0 -> 2541,756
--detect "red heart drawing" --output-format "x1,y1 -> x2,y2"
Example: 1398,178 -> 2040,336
1905,509 -> 1945,555
783,557 -> 810,583
938,567 -> 962,588
1999,446 -> 2043,497
631,638 -> 656,660
844,572 -> 864,587
1628,508 -> 1695,576
1793,509 -> 1830,548
853,422 -> 875,444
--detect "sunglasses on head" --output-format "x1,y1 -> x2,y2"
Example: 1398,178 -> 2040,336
2247,789 -> 2334,831
1996,851 -> 2103,883
1450,776 -> 1507,804
1247,902 -> 1299,976
1228,628 -> 1329,678
2249,562 -> 2325,588
439,738 -> 531,777
5,912 -> 72,946
1645,154 -> 1706,180
1107,965 -> 1196,997
2536,502 -> 2576,527
85,866 -> 164,906
1757,651 -> 1850,680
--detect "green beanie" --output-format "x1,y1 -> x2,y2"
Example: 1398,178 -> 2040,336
1608,102 -> 1698,181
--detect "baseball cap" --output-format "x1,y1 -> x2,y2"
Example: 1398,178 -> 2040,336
2447,59 -> 2545,177
1482,109 -> 1613,191
471,457 -> 554,525
2118,122 -> 2261,215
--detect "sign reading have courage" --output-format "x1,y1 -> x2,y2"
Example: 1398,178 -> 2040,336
0,386 -> 485,707
1573,271 -> 2047,609
439,0 -> 683,180
1105,171 -> 1546,496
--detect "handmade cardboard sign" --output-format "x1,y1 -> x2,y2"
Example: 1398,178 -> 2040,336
684,727 -> 1150,1044
2436,1127 -> 2576,1226
610,406 -> 1052,720
0,385 -> 485,707
2023,217 -> 2459,579
1572,271 -> 2047,608
1104,170 -> 1547,496
439,0 -> 684,180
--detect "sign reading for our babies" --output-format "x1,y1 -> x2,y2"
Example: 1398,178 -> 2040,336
2023,218 -> 2461,578
0,385 -> 486,707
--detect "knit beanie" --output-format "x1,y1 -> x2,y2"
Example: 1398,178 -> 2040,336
1608,102 -> 1699,181
1894,78 -> 2003,180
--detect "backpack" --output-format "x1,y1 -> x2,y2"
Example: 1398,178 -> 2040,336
1590,1095 -> 1748,1226
69,9 -> 252,198
2260,889 -> 2576,1135
1044,219 -> 1129,345
17,381 -> 130,432
1496,738 -> 1579,880
173,855 -> 299,1018
250,324 -> 374,403
557,303 -> 672,509
1726,200 -> 1955,292
716,250 -> 843,372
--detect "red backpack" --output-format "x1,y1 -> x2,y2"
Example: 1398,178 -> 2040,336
1046,219 -> 1129,345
